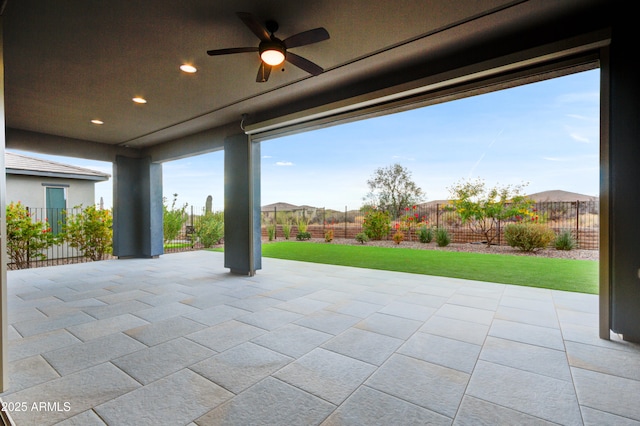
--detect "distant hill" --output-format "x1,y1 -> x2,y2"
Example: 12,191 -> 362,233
263,190 -> 597,212
526,190 -> 597,202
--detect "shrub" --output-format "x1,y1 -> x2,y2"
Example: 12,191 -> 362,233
296,232 -> 311,241
324,229 -> 334,242
163,194 -> 188,243
435,227 -> 451,247
504,223 -> 555,252
194,212 -> 224,248
392,231 -> 404,244
6,202 -> 58,269
418,226 -> 433,243
554,230 -> 577,251
362,210 -> 391,240
267,224 -> 276,241
296,216 -> 309,233
355,232 -> 369,244
282,222 -> 292,240
64,205 -> 113,261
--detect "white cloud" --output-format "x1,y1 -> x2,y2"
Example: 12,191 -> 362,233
276,161 -> 294,166
570,133 -> 590,143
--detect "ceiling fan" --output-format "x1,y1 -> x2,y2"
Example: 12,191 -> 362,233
207,12 -> 330,82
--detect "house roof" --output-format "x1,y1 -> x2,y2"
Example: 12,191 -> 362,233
5,152 -> 111,182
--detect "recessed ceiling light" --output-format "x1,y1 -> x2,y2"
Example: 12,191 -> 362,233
180,64 -> 197,73
132,97 -> 147,104
90,119 -> 104,125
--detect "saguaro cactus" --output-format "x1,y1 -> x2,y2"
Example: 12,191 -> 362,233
205,195 -> 213,214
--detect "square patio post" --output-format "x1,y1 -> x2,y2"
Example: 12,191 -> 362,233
0,15 -> 7,392
112,155 -> 163,258
224,132 -> 261,275
604,15 -> 640,343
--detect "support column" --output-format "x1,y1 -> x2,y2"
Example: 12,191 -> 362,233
0,14 -> 8,392
112,156 -> 163,258
605,15 -> 640,342
224,133 -> 261,275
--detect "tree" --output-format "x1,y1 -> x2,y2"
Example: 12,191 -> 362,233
364,163 -> 425,218
448,178 -> 534,247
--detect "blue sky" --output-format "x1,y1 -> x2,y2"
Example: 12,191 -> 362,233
13,69 -> 599,211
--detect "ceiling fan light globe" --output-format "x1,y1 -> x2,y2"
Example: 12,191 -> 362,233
261,49 -> 285,66
259,40 -> 286,66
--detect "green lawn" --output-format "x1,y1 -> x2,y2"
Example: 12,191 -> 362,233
260,242 -> 598,294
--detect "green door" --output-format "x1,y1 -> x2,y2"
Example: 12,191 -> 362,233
46,187 -> 66,234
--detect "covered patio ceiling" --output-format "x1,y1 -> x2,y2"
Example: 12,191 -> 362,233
3,0 -> 610,158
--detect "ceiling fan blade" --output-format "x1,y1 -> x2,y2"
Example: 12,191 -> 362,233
286,52 -> 324,76
207,47 -> 258,56
256,62 -> 272,82
237,12 -> 271,42
284,28 -> 330,49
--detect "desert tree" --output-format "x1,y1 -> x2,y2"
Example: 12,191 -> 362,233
448,178 -> 533,247
364,163 -> 425,218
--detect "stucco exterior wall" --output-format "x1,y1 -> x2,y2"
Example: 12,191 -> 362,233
6,174 -> 97,208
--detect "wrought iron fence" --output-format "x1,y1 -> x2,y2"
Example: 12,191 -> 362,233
163,206 -> 224,254
6,200 -> 598,270
5,206 -> 113,270
261,200 -> 599,249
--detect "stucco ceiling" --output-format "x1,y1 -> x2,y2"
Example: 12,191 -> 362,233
3,0 -> 610,153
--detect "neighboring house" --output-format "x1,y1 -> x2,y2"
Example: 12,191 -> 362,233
5,151 -> 111,233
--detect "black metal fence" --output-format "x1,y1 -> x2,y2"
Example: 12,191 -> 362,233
6,206 -> 111,270
261,200 -> 599,249
6,200 -> 598,269
163,206 -> 223,254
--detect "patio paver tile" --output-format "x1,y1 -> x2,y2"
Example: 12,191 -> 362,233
66,313 -> 149,342
55,410 -> 107,425
236,307 -> 303,331
466,360 -> 582,425
420,315 -> 489,345
12,311 -> 96,338
112,337 -> 213,385
274,348 -> 376,405
398,332 -> 481,373
366,353 -> 469,419
322,385 -> 451,426
95,369 -> 232,426
8,329 -> 81,362
195,377 -> 335,426
2,363 -> 140,426
294,309 -> 361,335
571,366 -> 640,422
489,318 -> 565,350
322,328 -> 403,366
251,323 -> 333,358
454,395 -> 558,426
190,342 -> 292,394
186,320 -> 266,353
124,316 -> 206,346
43,332 -> 146,376
480,336 -> 572,381
580,406 -> 640,426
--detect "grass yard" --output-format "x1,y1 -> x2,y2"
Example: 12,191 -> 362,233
260,242 -> 598,294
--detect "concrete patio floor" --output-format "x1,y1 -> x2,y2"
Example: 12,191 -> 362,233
1,250 -> 640,425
